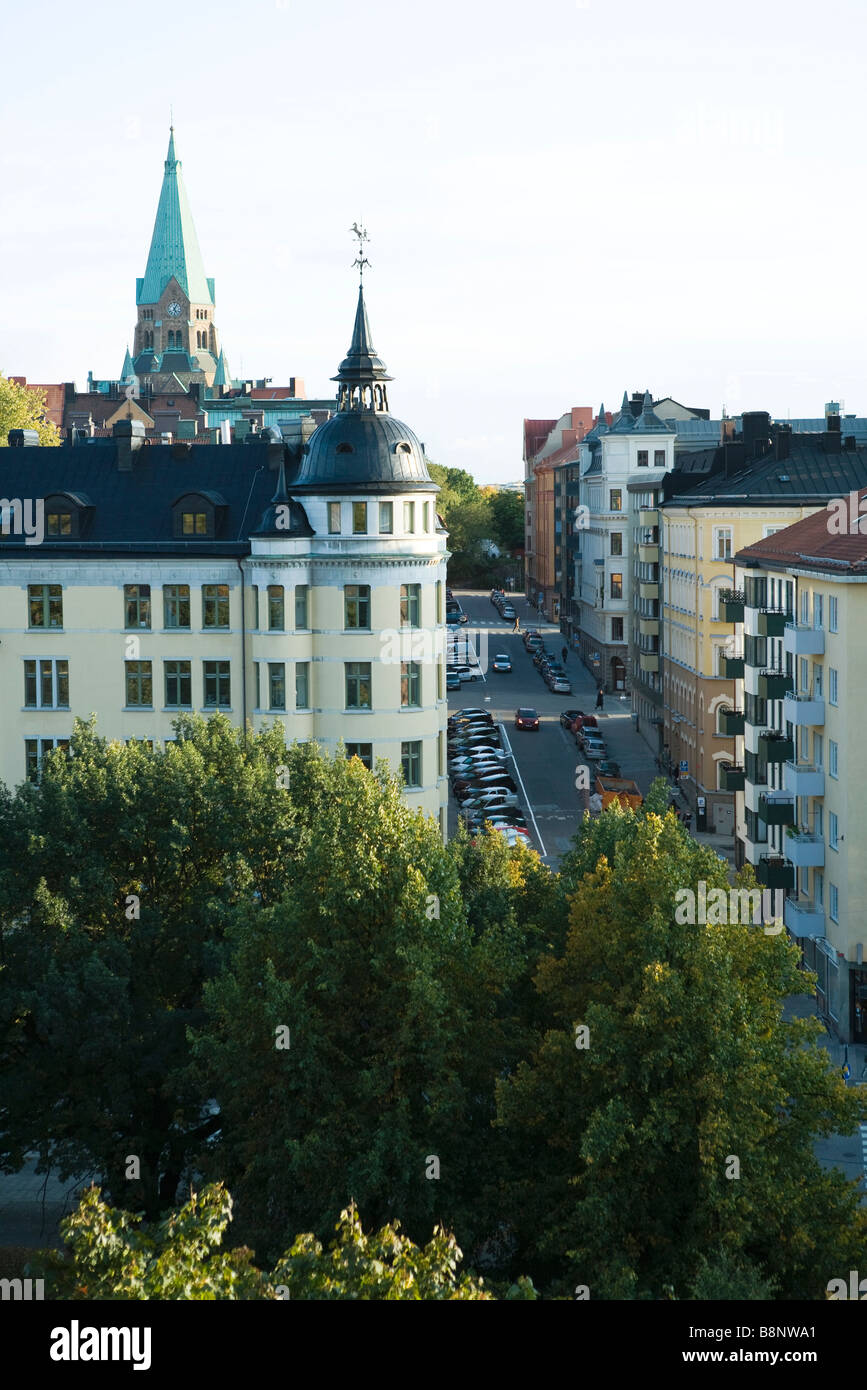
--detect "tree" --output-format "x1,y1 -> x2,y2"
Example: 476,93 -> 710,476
0,371 -> 61,446
34,1184 -> 505,1299
487,488 -> 525,553
0,715 -> 301,1219
496,800 -> 867,1298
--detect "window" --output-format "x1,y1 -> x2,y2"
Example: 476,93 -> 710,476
125,660 -> 153,707
379,501 -> 393,534
437,662 -> 443,699
328,502 -> 341,534
813,594 -> 823,629
182,512 -> 208,536
717,704 -> 732,735
436,581 -> 443,624
813,733 -> 823,768
28,584 -> 62,628
203,660 -> 231,708
829,595 -> 838,632
438,731 -> 444,776
423,501 -> 431,531
799,657 -> 808,692
654,450 -> 665,466
800,589 -> 809,625
829,740 -> 838,778
345,584 -> 371,629
124,584 -> 151,629
609,489 -> 622,511
267,585 -> 284,631
25,737 -> 69,783
401,740 -> 422,787
404,500 -> 416,532
713,527 -> 733,560
610,573 -> 623,599
610,532 -> 623,556
401,661 -> 421,707
400,583 -> 421,628
24,658 -> 68,708
346,662 -> 372,709
164,584 -> 190,629
46,512 -> 72,536
203,584 -> 230,628
346,743 -> 373,770
251,585 -> 259,630
636,450 -> 648,467
268,662 -> 286,710
294,585 -> 309,629
352,502 -> 367,534
829,813 -> 838,851
829,667 -> 838,705
611,617 -> 624,641
813,664 -> 823,698
164,660 -> 192,708
815,871 -> 823,908
829,884 -> 838,922
295,662 -> 310,708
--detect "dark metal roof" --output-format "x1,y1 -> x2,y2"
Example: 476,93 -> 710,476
332,285 -> 392,386
0,437 -> 308,553
291,411 -> 436,495
661,436 -> 867,504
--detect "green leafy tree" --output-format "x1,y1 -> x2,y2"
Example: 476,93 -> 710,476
0,715 -> 300,1218
0,371 -> 61,446
487,488 -> 525,552
497,801 -> 867,1298
35,1183 -> 504,1300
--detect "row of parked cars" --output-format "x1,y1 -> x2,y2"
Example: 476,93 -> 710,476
490,588 -> 516,622
446,588 -> 468,626
558,708 -> 620,777
521,629 -> 572,695
447,708 -> 532,848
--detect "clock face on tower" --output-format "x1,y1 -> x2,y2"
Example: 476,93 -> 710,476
166,301 -> 182,317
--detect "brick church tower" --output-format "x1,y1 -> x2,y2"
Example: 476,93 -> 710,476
127,129 -> 230,391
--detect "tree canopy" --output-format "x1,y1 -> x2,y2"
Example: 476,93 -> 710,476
0,371 -> 61,446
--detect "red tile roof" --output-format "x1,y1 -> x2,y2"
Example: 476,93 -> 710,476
736,491 -> 867,572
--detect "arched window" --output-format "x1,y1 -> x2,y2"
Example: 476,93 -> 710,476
336,442 -> 354,454
717,703 -> 732,735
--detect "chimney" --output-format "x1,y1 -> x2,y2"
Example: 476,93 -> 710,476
724,439 -> 745,477
114,418 -> 146,471
774,424 -> 791,461
844,435 -> 857,452
741,411 -> 771,460
8,428 -> 40,447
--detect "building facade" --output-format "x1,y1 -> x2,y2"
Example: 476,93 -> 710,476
0,286 -> 449,832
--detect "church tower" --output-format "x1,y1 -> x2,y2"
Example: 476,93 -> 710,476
131,129 -> 225,390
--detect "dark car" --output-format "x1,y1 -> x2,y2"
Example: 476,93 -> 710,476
532,650 -> 551,669
492,653 -> 512,672
446,671 -> 461,690
596,759 -> 622,777
515,708 -> 540,731
560,708 -> 584,728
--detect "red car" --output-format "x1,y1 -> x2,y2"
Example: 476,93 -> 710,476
571,713 -> 598,734
515,707 -> 540,731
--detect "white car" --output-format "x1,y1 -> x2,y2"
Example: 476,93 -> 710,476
460,790 -> 520,811
450,665 -> 481,682
491,825 -> 533,848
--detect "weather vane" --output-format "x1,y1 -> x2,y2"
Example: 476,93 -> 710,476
349,222 -> 371,281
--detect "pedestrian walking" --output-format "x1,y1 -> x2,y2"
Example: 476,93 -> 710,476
562,645 -> 568,663
513,617 -> 520,632
595,687 -> 604,711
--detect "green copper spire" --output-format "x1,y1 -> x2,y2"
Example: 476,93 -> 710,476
212,348 -> 231,388
121,347 -> 134,380
136,128 -> 213,306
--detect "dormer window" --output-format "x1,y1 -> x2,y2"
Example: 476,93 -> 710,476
172,491 -> 227,540
336,442 -> 354,454
395,442 -> 412,455
42,492 -> 92,539
46,512 -> 72,536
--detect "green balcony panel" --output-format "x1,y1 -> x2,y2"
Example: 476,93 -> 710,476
758,733 -> 795,763
722,655 -> 744,678
757,609 -> 793,637
720,764 -> 745,791
758,794 -> 796,826
720,593 -> 745,623
757,670 -> 794,700
755,857 -> 794,892
719,709 -> 745,736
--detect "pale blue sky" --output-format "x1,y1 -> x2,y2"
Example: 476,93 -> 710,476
1,0 -> 865,480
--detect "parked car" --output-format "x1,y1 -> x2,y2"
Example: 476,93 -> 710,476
454,777 -> 517,799
450,708 -> 492,722
451,665 -> 481,683
571,713 -> 598,735
582,740 -> 607,762
492,653 -> 512,672
487,826 -> 533,848
501,606 -> 516,620
446,612 -> 462,626
515,708 -> 540,731
445,671 -> 461,690
560,708 -> 584,729
596,759 -> 622,778
550,677 -> 572,694
460,790 -> 520,811
532,649 -> 551,669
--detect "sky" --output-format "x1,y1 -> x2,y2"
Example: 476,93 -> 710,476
2,0 -> 866,482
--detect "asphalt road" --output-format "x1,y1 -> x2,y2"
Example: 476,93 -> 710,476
447,589 -> 660,866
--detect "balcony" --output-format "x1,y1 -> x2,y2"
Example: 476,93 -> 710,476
783,623 -> 825,656
758,731 -> 794,763
782,692 -> 824,727
638,544 -> 659,563
719,709 -> 744,736
784,831 -> 825,868
758,669 -> 794,701
720,591 -> 744,623
640,508 -> 659,526
783,762 -> 824,798
757,608 -> 793,637
720,763 -> 745,791
755,856 -> 795,892
758,792 -> 796,826
639,652 -> 659,673
639,581 -> 659,600
722,654 -> 744,678
639,617 -> 659,637
784,898 -> 825,939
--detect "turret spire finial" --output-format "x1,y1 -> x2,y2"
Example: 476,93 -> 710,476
349,221 -> 371,283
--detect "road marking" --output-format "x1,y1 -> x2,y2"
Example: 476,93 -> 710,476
498,722 -> 548,858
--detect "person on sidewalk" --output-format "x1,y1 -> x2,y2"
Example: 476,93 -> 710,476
595,688 -> 604,711
562,645 -> 568,663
